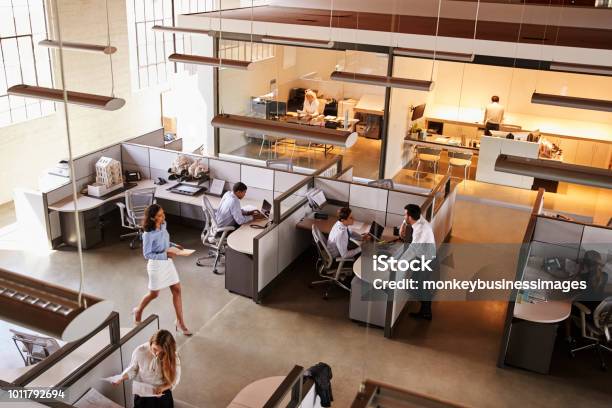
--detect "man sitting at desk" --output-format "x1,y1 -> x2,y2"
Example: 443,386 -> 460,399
397,204 -> 437,321
327,207 -> 367,260
216,182 -> 263,228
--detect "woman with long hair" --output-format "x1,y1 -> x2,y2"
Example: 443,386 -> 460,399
113,330 -> 180,407
133,204 -> 191,336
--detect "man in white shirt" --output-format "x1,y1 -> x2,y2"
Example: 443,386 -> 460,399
327,207 -> 367,260
301,90 -> 320,117
398,204 -> 437,321
215,182 -> 263,228
483,95 -> 504,131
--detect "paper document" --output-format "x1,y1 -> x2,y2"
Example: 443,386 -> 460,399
101,375 -> 123,384
74,388 -> 123,408
168,247 -> 195,256
133,381 -> 163,397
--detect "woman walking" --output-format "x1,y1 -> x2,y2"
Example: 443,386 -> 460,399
113,329 -> 180,407
133,204 -> 192,336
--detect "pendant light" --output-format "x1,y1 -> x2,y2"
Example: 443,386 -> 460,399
330,1 -> 434,91
166,0 -> 251,70
549,62 -> 612,76
7,84 -> 125,110
261,36 -> 334,49
393,48 -> 474,62
39,40 -> 117,54
495,155 -> 612,189
212,114 -> 359,148
0,268 -> 113,342
152,25 -> 213,35
531,93 -> 612,112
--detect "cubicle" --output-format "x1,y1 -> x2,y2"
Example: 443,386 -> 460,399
16,128 -> 335,251
497,190 -> 612,373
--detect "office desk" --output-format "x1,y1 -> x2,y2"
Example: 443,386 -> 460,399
506,297 -> 573,374
296,216 -> 395,239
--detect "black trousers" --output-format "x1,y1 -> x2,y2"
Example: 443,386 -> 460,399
485,122 -> 500,131
134,390 -> 173,408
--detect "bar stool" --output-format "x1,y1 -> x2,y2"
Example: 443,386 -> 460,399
447,151 -> 473,180
416,147 -> 442,175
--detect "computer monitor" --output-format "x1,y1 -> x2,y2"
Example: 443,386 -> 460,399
261,199 -> 272,218
411,103 -> 426,121
266,101 -> 287,119
306,188 -> 327,210
368,221 -> 385,241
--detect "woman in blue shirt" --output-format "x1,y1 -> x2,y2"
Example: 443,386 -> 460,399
133,204 -> 192,336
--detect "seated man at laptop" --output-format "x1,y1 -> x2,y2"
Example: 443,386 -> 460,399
327,207 -> 368,259
216,182 -> 264,228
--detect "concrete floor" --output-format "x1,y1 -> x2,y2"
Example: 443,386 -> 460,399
1,200 -> 611,407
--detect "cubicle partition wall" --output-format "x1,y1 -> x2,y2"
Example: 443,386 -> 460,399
385,175 -> 455,338
7,313 -> 160,407
497,190 -> 612,370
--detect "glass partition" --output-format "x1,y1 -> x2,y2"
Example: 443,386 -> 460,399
218,41 -> 387,179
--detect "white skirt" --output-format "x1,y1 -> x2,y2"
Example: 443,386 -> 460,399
147,259 -> 180,291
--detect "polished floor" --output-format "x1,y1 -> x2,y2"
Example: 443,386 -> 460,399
226,136 -> 382,180
1,201 -> 610,407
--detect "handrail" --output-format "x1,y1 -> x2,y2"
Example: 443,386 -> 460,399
536,213 -> 612,231
420,174 -> 451,221
12,312 -> 120,387
351,379 -> 467,408
263,365 -> 304,408
315,174 -> 431,198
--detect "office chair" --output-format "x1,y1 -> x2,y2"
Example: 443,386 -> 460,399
416,147 -> 442,175
571,296 -> 612,370
368,179 -> 395,189
10,329 -> 61,366
196,195 -> 235,275
447,151 -> 473,180
116,187 -> 156,249
309,225 -> 355,299
266,158 -> 294,172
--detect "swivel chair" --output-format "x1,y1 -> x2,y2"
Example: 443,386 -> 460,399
571,296 -> 612,370
11,329 -> 61,366
196,195 -> 235,275
309,225 -> 356,299
116,187 -> 156,249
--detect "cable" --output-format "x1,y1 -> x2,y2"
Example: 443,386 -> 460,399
105,0 -> 115,97
430,0 -> 443,82
51,0 -> 87,308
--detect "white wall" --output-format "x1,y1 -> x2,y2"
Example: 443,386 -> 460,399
0,0 -> 161,204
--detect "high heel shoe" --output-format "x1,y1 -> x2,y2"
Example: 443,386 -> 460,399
132,307 -> 142,325
174,320 -> 193,336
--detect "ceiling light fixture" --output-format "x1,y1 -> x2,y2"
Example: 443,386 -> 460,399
211,114 -> 358,148
549,61 -> 612,76
39,39 -> 117,54
262,35 -> 334,49
8,84 -> 125,111
168,53 -> 252,70
531,92 -> 612,112
0,268 -> 113,342
495,154 -> 612,189
394,47 -> 474,62
152,25 -> 213,36
330,71 -> 433,91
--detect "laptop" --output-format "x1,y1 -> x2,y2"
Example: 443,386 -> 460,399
368,221 -> 385,242
261,199 -> 272,219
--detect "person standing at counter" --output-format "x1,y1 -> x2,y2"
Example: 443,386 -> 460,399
113,329 -> 180,408
301,89 -> 320,117
327,207 -> 367,260
484,95 -> 504,131
216,182 -> 264,228
133,204 -> 192,336
397,204 -> 437,321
